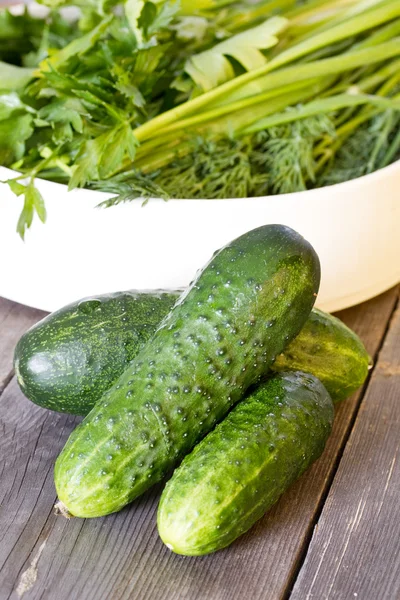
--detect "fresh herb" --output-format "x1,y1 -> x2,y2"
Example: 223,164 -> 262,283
321,109 -> 400,185
179,17 -> 287,94
5,177 -> 46,239
0,0 -> 400,236
104,115 -> 333,201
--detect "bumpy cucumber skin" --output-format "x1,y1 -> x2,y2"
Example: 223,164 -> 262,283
158,371 -> 334,556
272,308 -> 370,402
55,225 -> 320,518
14,291 -> 179,415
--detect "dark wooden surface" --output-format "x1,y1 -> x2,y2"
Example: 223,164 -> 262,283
0,287 -> 399,600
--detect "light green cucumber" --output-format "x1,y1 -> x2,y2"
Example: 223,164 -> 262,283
272,307 -> 370,402
54,225 -> 320,518
158,371 -> 334,556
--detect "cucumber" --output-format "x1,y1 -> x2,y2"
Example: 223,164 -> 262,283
55,225 -> 320,518
14,291 -> 370,415
15,296 -> 369,416
272,308 -> 370,402
158,371 -> 334,556
14,291 -> 180,415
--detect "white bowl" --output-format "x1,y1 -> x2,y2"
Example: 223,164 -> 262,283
1,161 -> 399,313
1,2 -> 399,313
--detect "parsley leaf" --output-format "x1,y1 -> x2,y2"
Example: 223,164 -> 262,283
184,17 -> 287,92
0,114 -> 34,165
12,180 -> 46,240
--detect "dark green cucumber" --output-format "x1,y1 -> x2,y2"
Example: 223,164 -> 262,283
55,225 -> 320,518
14,291 -> 180,415
158,371 -> 334,556
272,308 -> 370,402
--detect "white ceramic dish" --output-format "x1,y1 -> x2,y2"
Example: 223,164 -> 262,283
1,2 -> 399,313
1,160 -> 399,313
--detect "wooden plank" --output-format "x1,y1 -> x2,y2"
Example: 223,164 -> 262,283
0,380 -> 80,594
290,299 -> 400,600
0,298 -> 45,394
0,287 -> 398,600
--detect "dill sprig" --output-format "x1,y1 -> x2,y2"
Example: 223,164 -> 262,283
320,109 -> 400,186
100,115 -> 335,202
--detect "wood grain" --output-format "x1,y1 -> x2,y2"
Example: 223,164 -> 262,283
0,287 -> 398,600
290,298 -> 400,600
0,380 -> 80,597
0,298 -> 45,394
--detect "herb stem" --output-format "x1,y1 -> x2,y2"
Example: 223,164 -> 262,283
367,109 -> 395,171
133,2 -> 400,142
132,81 -> 329,169
212,38 -> 400,108
224,0 -> 296,32
244,93 -> 400,134
153,79 -> 323,138
378,118 -> 400,167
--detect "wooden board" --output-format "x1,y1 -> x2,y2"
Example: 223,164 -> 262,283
291,299 -> 400,600
0,287 -> 398,600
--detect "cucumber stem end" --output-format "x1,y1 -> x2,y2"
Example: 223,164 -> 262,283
54,500 -> 74,519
